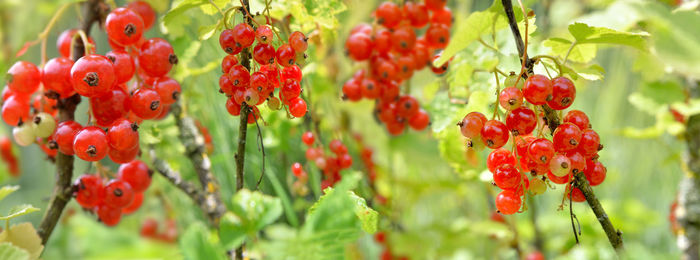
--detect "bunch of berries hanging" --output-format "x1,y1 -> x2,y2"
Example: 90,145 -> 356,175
218,14 -> 309,122
2,1 -> 173,225
343,0 -> 453,135
459,74 -> 606,214
294,131 -> 353,190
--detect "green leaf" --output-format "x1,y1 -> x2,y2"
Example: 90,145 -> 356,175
198,21 -> 221,41
0,205 -> 38,221
0,223 -> 43,260
543,37 -> 597,63
348,191 -> 377,234
568,22 -> 649,50
180,223 -> 227,260
219,189 -> 282,248
0,243 -> 29,260
640,80 -> 685,105
199,0 -> 227,15
575,64 -> 605,81
163,0 -> 207,27
0,186 -> 19,202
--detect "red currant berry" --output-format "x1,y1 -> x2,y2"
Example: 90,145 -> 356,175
412,43 -> 431,70
138,38 -> 177,77
527,138 -> 555,164
552,123 -> 582,152
276,44 -> 296,67
547,170 -> 569,184
126,1 -> 156,30
107,118 -> 139,151
430,53 -> 450,74
584,160 -> 606,186
392,27 -> 416,54
74,174 -> 104,208
253,43 -> 276,65
108,144 -> 139,164
459,111 -> 487,139
104,179 -> 135,208
481,120 -> 509,149
430,7 -> 453,27
549,153 -> 571,177
372,29 -> 392,54
342,79 -> 363,101
350,23 -> 373,36
221,55 -> 239,73
105,8 -> 145,46
260,64 -> 281,88
577,129 -> 600,156
505,107 -> 537,136
487,149 -> 516,173
565,151 -> 586,174
289,97 -> 307,118
425,0 -> 447,11
281,65 -> 302,83
396,96 -> 419,118
106,50 -> 135,84
291,162 -> 303,177
345,33 -> 373,61
90,87 -> 130,127
7,61 -> 41,94
53,120 -> 83,155
73,126 -> 109,161
1,96 -> 30,126
56,29 -> 95,58
281,79 -> 302,102
289,31 -> 308,52
395,55 -> 416,80
375,2 -> 402,28
42,57 -> 75,98
256,25 -> 274,44
563,110 -> 590,130
403,2 -> 429,28
131,88 -> 163,119
243,88 -> 260,105
494,164 -> 522,190
97,204 -> 122,226
523,75 -> 553,105
547,77 -> 576,110
425,24 -> 450,49
118,160 -> 152,193
499,87 -> 524,110
495,189 -> 521,215
514,135 -> 536,158
122,192 -> 144,214
233,23 -> 255,48
71,54 -> 115,97
225,98 -> 242,116
153,77 -> 181,105
374,59 -> 398,82
228,65 -> 250,88
219,29 -> 240,54
361,79 -> 380,99
302,132 -> 315,146
568,187 -> 586,202
379,81 -> 400,103
408,109 -> 430,130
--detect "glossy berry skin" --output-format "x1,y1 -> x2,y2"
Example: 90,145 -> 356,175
219,29 -> 240,54
106,50 -> 135,84
260,65 -> 281,88
131,88 -> 163,120
481,120 -> 509,149
495,190 -> 521,215
547,170 -> 570,184
73,126 -> 109,162
375,2 -> 402,28
105,8 -> 145,46
494,164 -> 522,190
122,192 -> 144,214
118,160 -> 152,192
302,132 -> 315,146
42,57 -> 75,98
505,107 -> 537,136
291,162 -> 303,177
487,149 -> 516,173
256,25 -> 274,44
281,65 -> 302,83
153,77 -> 181,105
57,29 -> 95,58
225,97 -> 242,116
528,138 -> 555,165
90,87 -> 130,127
71,54 -> 115,97
568,187 -> 586,202
107,118 -> 139,151
552,123 -> 582,152
565,151 -> 586,174
345,33 -> 373,61
408,109 -> 430,130
249,72 -> 269,93
97,204 -> 122,226
404,2 -> 429,28
547,77 -> 576,110
430,7 -> 453,27
289,31 -> 308,52
138,38 -> 177,78
7,61 -> 41,94
221,55 -> 239,73
563,110 -> 590,131
276,44 -> 296,67
104,179 -> 134,208
53,120 -> 83,155
253,44 -> 276,65
1,96 -> 30,126
459,112 -> 486,139
342,79 -> 362,101
425,24 -> 450,49
577,130 -> 600,156
329,139 -> 347,155
126,1 -> 156,29
425,0 -> 447,11
499,87 -> 523,110
233,23 -> 255,48
228,65 -> 250,87
108,145 -> 139,164
74,174 -> 104,208
523,75 -> 553,105
396,96 -> 419,118
373,29 -> 392,54
392,27 -> 416,54
281,79 -> 302,101
289,97 -> 307,118
549,153 -> 572,177
584,160 -> 606,186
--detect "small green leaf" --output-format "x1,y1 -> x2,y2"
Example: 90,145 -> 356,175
0,186 -> 19,202
0,205 -> 39,221
219,189 -> 282,248
163,0 -> 207,28
218,213 -> 246,249
0,223 -> 44,260
568,22 -> 649,50
543,37 -> 597,63
0,242 -> 29,260
198,21 -> 220,41
349,192 -> 377,234
640,80 -> 685,105
575,64 -> 605,81
199,0 -> 227,15
180,223 -> 227,260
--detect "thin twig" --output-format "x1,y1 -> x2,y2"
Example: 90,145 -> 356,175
253,111 -> 265,189
149,149 -> 206,209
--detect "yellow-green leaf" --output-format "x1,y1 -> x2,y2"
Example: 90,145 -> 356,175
0,242 -> 29,260
0,223 -> 44,260
568,22 -> 649,50
543,37 -> 597,63
0,205 -> 39,221
0,186 -> 19,202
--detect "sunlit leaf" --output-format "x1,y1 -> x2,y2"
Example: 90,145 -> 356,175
180,222 -> 227,260
0,242 -> 29,260
0,205 -> 38,221
0,223 -> 43,260
568,22 -> 649,50
543,37 -> 597,63
0,186 -> 19,202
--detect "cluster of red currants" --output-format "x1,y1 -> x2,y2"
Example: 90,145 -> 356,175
342,0 -> 453,135
2,1 -> 180,166
74,160 -> 152,226
0,136 -> 19,176
140,217 -> 178,243
459,74 -> 607,214
296,131 -> 353,190
375,231 -> 409,260
354,134 -> 377,186
218,19 -> 309,122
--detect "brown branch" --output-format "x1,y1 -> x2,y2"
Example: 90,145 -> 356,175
37,0 -> 107,245
170,103 -> 227,227
501,0 -> 623,252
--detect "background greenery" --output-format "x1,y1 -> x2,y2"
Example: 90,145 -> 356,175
0,0 -> 695,259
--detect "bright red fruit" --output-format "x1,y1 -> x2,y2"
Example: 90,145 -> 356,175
126,1 -> 156,30
42,57 -> 75,98
281,65 -> 302,83
108,144 -> 139,164
342,79 -> 362,101
289,31 -> 308,52
106,50 -> 135,84
7,61 -> 41,94
276,44 -> 296,67
345,33 -> 373,61
425,24 -> 450,49
459,112 -> 486,139
408,109 -> 430,130
494,164 -> 522,190
122,192 -> 144,214
74,174 -> 104,208
577,130 -> 600,156
568,187 -> 586,202
233,23 -> 255,48
153,77 -> 181,105
1,96 -> 30,126
52,120 -> 83,155
505,107 -> 537,136
392,27 -> 416,54
105,8 -> 144,46
565,151 -> 586,174
219,29 -> 240,54
404,2 -> 429,28
496,190 -> 521,215
118,160 -> 152,193
396,96 -> 419,118
228,65 -> 250,87
289,97 -> 307,118
130,88 -> 163,120
584,160 -> 606,186
499,87 -> 523,110
253,43 -> 276,65
547,77 -> 576,110
57,29 -> 95,58
302,132 -> 315,146
256,25 -> 274,44
138,38 -> 177,77
71,54 -> 115,97
481,120 -> 509,149
425,0 -> 447,11
430,7 -> 453,27
528,138 -> 555,165
73,126 -> 109,161
107,119 -> 139,151
523,75 -> 553,105
563,110 -> 590,131
375,2 -> 402,28
90,87 -> 130,127
487,149 -> 516,173
97,204 -> 122,226
104,179 -> 135,208
552,123 -> 582,152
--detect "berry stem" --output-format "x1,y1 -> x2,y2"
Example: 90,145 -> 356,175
502,0 -> 624,252
148,148 -> 211,218
37,0 -> 105,246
